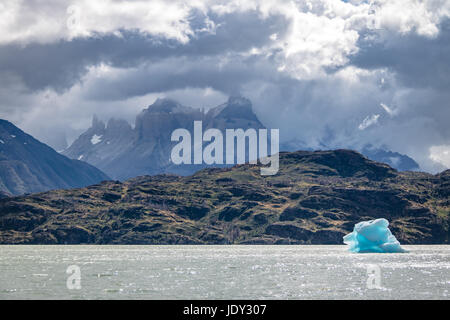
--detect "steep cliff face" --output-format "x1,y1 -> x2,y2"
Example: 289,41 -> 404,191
62,116 -> 134,168
205,96 -> 263,129
63,97 -> 265,180
0,120 -> 110,195
0,150 -> 448,245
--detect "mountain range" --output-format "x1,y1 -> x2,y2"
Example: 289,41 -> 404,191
63,96 -> 264,180
63,96 -> 420,180
0,149 -> 447,244
0,120 -> 109,196
0,110 -> 447,244
0,96 -> 425,197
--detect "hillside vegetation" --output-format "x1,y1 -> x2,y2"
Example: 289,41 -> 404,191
0,150 -> 448,244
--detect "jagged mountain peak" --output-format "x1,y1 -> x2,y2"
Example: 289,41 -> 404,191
106,118 -> 132,131
63,96 -> 418,180
91,114 -> 105,131
64,96 -> 265,180
143,97 -> 198,114
207,95 -> 258,122
227,95 -> 252,106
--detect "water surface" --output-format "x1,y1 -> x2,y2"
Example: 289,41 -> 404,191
0,245 -> 448,299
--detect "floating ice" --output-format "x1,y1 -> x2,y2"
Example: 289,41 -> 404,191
343,218 -> 406,253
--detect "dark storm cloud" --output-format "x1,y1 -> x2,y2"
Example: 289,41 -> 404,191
1,1 -> 449,172
343,17 -> 450,166
0,11 -> 287,93
350,18 -> 450,90
82,53 -> 294,101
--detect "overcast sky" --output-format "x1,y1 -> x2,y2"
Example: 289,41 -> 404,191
1,0 -> 449,172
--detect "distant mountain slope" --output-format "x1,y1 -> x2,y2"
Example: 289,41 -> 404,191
0,120 -> 110,195
63,96 -> 264,180
0,149 -> 447,245
360,146 -> 420,171
280,141 -> 420,172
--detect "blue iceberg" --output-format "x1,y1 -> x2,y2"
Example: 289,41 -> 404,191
343,218 -> 406,253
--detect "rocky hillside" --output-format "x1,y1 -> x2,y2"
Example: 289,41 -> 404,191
0,149 -> 447,245
281,141 -> 420,171
0,120 -> 110,195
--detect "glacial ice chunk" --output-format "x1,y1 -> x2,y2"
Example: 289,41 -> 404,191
343,218 -> 406,253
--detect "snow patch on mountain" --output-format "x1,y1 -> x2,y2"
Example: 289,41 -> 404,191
91,134 -> 102,145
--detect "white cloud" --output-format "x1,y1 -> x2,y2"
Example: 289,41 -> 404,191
371,0 -> 450,38
0,0 -> 202,45
215,0 -> 367,79
204,0 -> 450,79
358,114 -> 380,130
380,102 -> 397,116
430,145 -> 450,168
1,0 -> 448,82
279,9 -> 360,78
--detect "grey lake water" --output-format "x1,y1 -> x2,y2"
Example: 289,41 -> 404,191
0,245 -> 448,300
